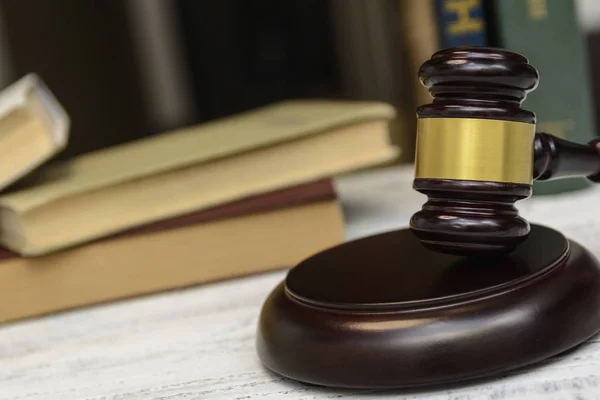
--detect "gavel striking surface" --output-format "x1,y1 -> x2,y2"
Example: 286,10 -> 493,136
257,225 -> 600,388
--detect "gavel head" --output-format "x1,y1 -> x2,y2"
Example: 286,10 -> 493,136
410,47 -> 540,255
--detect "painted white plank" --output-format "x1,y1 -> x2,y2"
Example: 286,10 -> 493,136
1,165 -> 600,399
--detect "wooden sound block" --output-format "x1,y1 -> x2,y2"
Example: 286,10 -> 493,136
256,224 -> 600,388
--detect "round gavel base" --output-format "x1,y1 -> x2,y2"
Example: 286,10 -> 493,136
256,224 -> 600,388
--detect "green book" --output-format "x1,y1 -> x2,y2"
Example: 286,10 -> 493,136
487,0 -> 596,195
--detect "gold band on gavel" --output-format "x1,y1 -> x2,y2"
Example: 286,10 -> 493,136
414,117 -> 535,184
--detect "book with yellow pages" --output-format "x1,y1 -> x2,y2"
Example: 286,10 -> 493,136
0,99 -> 397,256
0,73 -> 69,191
0,179 -> 344,324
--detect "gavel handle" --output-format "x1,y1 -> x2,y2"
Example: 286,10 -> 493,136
533,132 -> 600,182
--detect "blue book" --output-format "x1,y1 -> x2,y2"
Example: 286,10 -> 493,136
435,0 -> 488,47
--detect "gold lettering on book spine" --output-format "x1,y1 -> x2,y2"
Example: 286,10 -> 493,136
445,0 -> 484,35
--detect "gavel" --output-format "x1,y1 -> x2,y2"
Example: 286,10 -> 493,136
410,46 -> 600,255
257,46 -> 600,390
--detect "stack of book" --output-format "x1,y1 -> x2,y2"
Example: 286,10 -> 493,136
0,75 -> 398,323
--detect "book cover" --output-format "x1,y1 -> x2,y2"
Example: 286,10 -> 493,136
4,99 -> 395,210
398,0 -> 440,160
0,74 -> 69,191
487,0 -> 596,195
0,193 -> 344,323
0,178 -> 337,260
0,99 -> 396,256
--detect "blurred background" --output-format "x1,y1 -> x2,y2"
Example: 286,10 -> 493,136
0,0 -> 596,163
2,0 -> 600,333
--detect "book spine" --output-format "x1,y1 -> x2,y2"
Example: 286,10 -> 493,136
399,0 -> 439,108
398,0 -> 440,161
488,0 -> 596,195
434,0 -> 488,47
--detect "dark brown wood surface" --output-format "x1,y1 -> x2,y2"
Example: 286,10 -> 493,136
411,179 -> 531,255
534,133 -> 600,181
417,47 -> 538,123
412,47 -> 600,255
412,47 -> 540,255
257,224 -> 600,388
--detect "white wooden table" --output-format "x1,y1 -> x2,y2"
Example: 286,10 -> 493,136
3,166 -> 600,400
